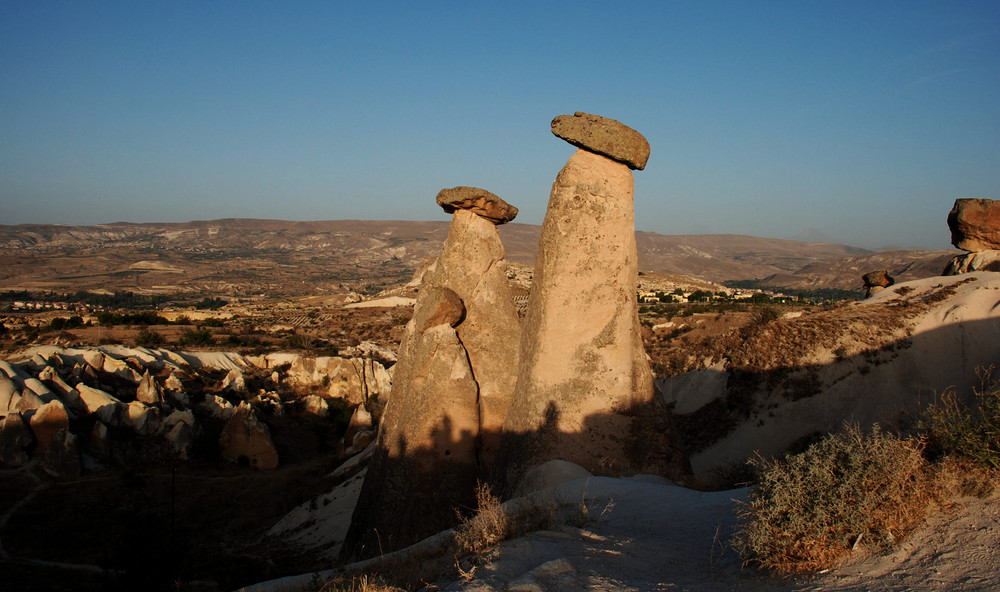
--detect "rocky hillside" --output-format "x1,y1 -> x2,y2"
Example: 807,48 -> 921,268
654,271 -> 1000,487
0,219 -> 956,297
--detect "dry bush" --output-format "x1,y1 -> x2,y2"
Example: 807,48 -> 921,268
922,368 -> 1000,471
733,424 -> 929,574
454,482 -> 509,556
929,456 -> 998,499
319,574 -> 405,592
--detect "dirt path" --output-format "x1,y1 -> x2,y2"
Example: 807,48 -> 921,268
438,477 -> 1000,592
809,494 -> 1000,592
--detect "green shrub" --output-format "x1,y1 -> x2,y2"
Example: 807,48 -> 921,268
922,370 -> 1000,470
285,332 -> 316,350
178,327 -> 214,347
733,424 -> 928,573
135,327 -> 165,347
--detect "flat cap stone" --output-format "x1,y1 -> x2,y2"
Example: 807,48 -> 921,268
550,112 -> 650,170
436,186 -> 518,225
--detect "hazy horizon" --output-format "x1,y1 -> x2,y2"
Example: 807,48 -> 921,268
3,1 -> 997,251
0,216 -> 960,253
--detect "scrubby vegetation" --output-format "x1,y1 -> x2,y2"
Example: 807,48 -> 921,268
922,367 -> 1000,470
733,425 -> 929,573
734,372 -> 1000,574
454,482 -> 509,556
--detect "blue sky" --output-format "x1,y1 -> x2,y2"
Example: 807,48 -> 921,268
1,1 -> 997,249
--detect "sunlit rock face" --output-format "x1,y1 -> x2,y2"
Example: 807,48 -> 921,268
948,198 -> 1000,252
943,199 -> 1000,275
497,116 -> 690,492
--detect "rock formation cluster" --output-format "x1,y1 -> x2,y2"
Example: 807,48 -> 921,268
344,112 -> 689,559
944,198 -> 1000,274
0,345 -> 391,477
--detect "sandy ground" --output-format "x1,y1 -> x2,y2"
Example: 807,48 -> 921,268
249,473 -> 999,592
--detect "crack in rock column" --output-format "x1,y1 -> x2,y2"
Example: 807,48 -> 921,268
497,112 -> 691,492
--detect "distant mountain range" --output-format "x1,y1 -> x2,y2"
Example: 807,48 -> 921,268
0,219 -> 959,297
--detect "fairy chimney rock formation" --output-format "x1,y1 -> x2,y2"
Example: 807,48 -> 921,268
550,111 -> 651,170
344,188 -> 522,558
437,186 -> 519,225
497,113 -> 689,492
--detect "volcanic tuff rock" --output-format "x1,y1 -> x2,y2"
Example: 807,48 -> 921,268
862,269 -> 894,298
948,198 -> 1000,252
430,209 -> 522,465
219,401 -> 279,470
660,272 -> 1000,486
0,376 -> 15,412
943,250 -> 1000,275
415,286 -> 465,331
29,399 -> 70,452
0,411 -> 34,467
344,192 -> 522,558
136,370 -> 165,405
344,322 -> 480,557
437,186 -> 519,225
550,111 -> 651,170
499,120 -> 689,492
42,428 -> 82,479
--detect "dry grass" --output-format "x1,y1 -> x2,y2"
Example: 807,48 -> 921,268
733,424 -> 930,574
454,482 -> 509,556
318,574 -> 405,592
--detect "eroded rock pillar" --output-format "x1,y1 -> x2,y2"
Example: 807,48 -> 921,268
498,112 -> 690,492
342,188 -> 520,558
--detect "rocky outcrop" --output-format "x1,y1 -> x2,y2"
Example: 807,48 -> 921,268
943,199 -> 1000,275
661,272 -> 1000,487
943,250 -> 1000,275
282,356 -> 392,408
344,402 -> 373,446
0,375 -> 16,413
948,198 -> 1000,252
29,399 -> 70,452
42,429 -> 81,479
127,401 -> 160,435
136,370 -> 165,405
89,421 -> 112,461
436,186 -> 519,225
300,395 -> 329,418
199,394 -> 235,420
550,112 -> 651,170
344,188 -> 522,558
498,114 -> 689,491
862,269 -> 894,298
219,402 -> 279,470
221,369 -> 247,394
1,345 -> 375,476
0,411 -> 34,467
77,384 -> 124,426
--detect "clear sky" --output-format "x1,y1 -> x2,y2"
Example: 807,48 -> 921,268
2,1 -> 997,249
